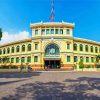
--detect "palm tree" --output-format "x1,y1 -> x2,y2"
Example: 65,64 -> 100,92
0,28 -> 2,40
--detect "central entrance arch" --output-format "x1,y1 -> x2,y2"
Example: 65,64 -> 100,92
44,43 -> 61,69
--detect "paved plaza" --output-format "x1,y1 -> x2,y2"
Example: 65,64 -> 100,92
0,71 -> 100,100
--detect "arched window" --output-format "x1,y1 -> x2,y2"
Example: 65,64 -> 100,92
95,47 -> 98,53
27,44 -> 31,51
11,47 -> 14,53
85,45 -> 88,52
90,46 -> 93,52
16,57 -> 19,63
7,47 -> 10,54
16,46 -> 20,52
22,45 -> 25,52
11,58 -> 14,63
73,44 -> 77,51
27,56 -> 31,63
80,44 -> 83,51
21,57 -> 25,63
0,49 -> 2,55
3,48 -> 6,54
45,44 -> 60,56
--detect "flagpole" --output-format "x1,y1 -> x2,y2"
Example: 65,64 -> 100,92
50,0 -> 54,22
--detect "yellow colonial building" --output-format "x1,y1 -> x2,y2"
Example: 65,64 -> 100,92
0,22 -> 100,70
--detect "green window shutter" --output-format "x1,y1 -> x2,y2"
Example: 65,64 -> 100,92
11,58 -> 14,63
86,57 -> 89,63
21,57 -> 25,63
85,45 -> 88,52
91,57 -> 94,63
34,56 -> 38,62
27,56 -> 31,63
95,47 -> 98,53
73,44 -> 77,51
22,45 -> 25,52
16,57 -> 19,63
28,44 -> 31,51
7,48 -> 10,54
74,56 -> 77,62
12,47 -> 14,53
91,46 -> 93,52
67,56 -> 70,62
80,44 -> 83,51
16,46 -> 20,52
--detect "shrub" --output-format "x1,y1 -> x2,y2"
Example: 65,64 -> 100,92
10,65 -> 18,69
73,64 -> 77,69
86,65 -> 91,68
0,65 -> 10,69
0,65 -> 18,69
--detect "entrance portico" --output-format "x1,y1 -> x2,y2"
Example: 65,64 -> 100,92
44,43 -> 60,69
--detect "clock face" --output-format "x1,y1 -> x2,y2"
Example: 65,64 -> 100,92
49,48 -> 55,54
45,44 -> 60,56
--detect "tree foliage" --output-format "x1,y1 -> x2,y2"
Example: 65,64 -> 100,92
0,56 -> 10,64
0,28 -> 2,40
79,59 -> 84,69
96,55 -> 100,63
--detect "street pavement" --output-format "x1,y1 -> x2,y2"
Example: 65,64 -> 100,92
0,72 -> 100,100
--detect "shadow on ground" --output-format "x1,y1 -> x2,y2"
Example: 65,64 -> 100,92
0,72 -> 42,78
1,77 -> 100,100
64,77 -> 100,91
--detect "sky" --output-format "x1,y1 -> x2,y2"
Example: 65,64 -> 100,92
0,0 -> 100,44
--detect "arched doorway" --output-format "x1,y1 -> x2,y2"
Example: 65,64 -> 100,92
44,44 -> 61,69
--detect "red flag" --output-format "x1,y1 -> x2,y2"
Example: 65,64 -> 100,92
50,15 -> 53,20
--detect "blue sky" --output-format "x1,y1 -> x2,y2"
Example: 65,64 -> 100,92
0,0 -> 100,43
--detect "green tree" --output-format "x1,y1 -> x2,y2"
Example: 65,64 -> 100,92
0,28 -> 2,40
1,56 -> 10,64
96,55 -> 100,63
95,55 -> 100,68
79,59 -> 84,71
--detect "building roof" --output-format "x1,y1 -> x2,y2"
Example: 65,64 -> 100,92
0,36 -> 100,48
0,38 -> 32,47
30,21 -> 75,29
74,37 -> 100,45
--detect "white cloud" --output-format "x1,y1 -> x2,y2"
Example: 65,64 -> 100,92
0,31 -> 30,45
